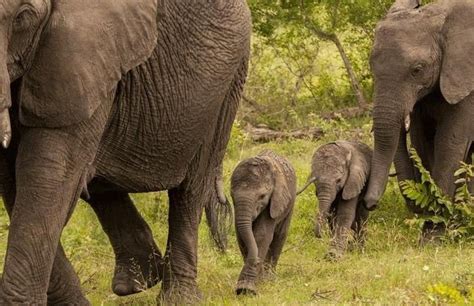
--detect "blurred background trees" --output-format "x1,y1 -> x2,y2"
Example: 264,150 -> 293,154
241,0 -> 395,130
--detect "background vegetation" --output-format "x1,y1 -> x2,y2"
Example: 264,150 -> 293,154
0,0 -> 472,304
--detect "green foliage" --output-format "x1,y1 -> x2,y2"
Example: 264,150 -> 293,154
428,283 -> 467,304
427,274 -> 474,304
243,0 -> 437,130
400,148 -> 474,240
242,0 -> 396,129
225,121 -> 250,159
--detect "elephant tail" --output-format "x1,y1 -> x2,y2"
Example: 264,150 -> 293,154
296,177 -> 316,196
205,173 -> 233,253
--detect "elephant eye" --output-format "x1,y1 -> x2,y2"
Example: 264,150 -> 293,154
411,63 -> 425,77
13,7 -> 36,32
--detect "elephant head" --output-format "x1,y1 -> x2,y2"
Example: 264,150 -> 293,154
306,142 -> 370,237
0,0 -> 159,147
364,0 -> 474,209
230,151 -> 293,294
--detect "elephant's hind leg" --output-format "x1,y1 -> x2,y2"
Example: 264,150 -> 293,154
86,191 -> 163,296
327,197 -> 358,260
265,213 -> 292,272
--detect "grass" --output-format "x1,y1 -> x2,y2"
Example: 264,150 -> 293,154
1,116 -> 474,305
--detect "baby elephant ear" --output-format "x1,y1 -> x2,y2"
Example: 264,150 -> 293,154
440,2 -> 474,105
20,0 -> 158,127
342,143 -> 371,200
267,159 -> 293,220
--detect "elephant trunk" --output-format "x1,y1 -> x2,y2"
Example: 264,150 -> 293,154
365,93 -> 414,210
233,195 -> 259,294
315,183 -> 337,238
0,42 -> 12,148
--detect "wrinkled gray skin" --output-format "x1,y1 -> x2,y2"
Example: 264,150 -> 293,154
231,150 -> 296,295
365,0 -> 474,239
0,0 -> 250,304
298,141 -> 372,260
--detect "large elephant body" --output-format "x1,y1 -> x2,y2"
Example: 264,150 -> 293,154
0,0 -> 251,304
364,0 -> 474,222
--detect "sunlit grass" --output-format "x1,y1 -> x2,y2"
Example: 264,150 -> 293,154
0,119 -> 473,304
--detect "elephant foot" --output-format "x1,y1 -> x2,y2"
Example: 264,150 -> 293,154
324,249 -> 344,262
0,283 -> 47,306
260,264 -> 277,282
157,282 -> 203,305
48,293 -> 90,306
112,252 -> 163,296
236,279 -> 257,295
419,222 -> 446,246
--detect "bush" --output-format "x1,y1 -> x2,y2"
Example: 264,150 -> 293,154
400,148 -> 474,241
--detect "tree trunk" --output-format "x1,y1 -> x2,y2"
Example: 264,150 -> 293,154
304,23 -> 368,107
332,35 -> 368,107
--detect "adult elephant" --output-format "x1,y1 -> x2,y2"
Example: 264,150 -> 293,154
0,0 -> 250,304
365,0 -> 474,216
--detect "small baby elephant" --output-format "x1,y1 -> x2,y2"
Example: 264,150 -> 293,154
298,141 -> 372,260
231,150 -> 296,295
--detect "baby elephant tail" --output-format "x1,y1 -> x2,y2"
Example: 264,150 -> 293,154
296,177 -> 317,196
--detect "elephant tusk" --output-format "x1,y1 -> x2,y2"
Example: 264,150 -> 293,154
0,108 -> 11,148
404,114 -> 410,133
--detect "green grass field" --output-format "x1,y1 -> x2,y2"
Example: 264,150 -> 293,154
1,117 -> 473,305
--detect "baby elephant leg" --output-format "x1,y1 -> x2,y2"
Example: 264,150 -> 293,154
236,209 -> 276,295
265,213 -> 292,273
327,197 -> 358,260
352,202 -> 369,248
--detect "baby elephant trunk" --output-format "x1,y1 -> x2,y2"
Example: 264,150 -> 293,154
234,196 -> 259,295
315,183 -> 337,238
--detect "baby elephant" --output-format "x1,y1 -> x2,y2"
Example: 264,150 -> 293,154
231,150 -> 296,295
298,141 -> 372,260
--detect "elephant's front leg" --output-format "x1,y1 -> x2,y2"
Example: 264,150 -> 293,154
0,110 -> 108,304
327,197 -> 358,261
422,116 -> 471,243
432,131 -> 470,197
2,184 -> 89,305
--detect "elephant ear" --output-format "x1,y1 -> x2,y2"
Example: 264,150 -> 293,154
20,0 -> 158,127
268,160 -> 292,220
342,143 -> 371,200
440,1 -> 474,105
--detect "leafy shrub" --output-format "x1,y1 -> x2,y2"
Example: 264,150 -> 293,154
427,273 -> 474,304
427,283 -> 467,304
400,148 -> 474,240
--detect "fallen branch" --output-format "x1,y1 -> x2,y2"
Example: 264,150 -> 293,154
321,104 -> 372,120
245,124 -> 324,143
